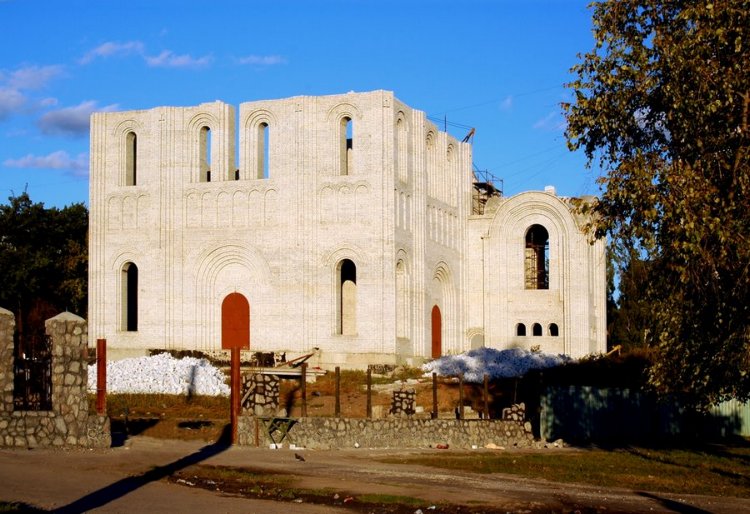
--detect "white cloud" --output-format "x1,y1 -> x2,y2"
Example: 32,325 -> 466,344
499,95 -> 513,111
0,64 -> 64,120
0,87 -> 25,120
4,150 -> 89,176
237,55 -> 287,66
79,41 -> 145,65
7,64 -> 64,90
145,50 -> 213,69
533,110 -> 565,131
38,100 -> 119,136
80,41 -> 212,71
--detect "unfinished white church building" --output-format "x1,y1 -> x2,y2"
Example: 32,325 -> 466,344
88,90 -> 606,367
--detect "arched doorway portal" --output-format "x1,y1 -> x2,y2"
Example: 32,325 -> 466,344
221,293 -> 250,350
431,305 -> 442,358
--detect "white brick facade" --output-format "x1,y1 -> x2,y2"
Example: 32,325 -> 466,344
89,91 -> 605,367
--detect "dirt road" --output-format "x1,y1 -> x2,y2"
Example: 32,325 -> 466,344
0,436 -> 747,513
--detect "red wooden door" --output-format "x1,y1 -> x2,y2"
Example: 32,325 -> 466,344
431,305 -> 442,358
222,293 -> 250,350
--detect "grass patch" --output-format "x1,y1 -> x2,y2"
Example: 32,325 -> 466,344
381,444 -> 750,497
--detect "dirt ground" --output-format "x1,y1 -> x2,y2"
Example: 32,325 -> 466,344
1,435 -> 749,513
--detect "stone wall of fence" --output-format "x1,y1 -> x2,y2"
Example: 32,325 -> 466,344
0,308 -> 110,448
238,408 -> 535,450
238,415 -> 535,449
241,373 -> 280,416
236,371 -> 537,449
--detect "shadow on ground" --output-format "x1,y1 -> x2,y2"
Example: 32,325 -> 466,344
54,424 -> 232,514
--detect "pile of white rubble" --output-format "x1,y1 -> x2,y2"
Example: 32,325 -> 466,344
422,347 -> 571,382
86,347 -> 570,396
87,353 -> 230,396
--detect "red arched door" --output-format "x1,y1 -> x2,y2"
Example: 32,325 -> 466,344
431,305 -> 442,358
221,293 -> 250,350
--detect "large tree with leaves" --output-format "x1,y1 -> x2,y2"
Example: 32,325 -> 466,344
564,0 -> 750,406
0,193 -> 88,353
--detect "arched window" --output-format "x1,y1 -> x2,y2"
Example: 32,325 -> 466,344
532,323 -> 542,336
549,323 -> 559,337
340,117 -> 353,176
525,225 -> 549,289
121,262 -> 138,331
125,131 -> 137,186
336,259 -> 357,335
257,122 -> 270,179
200,126 -> 211,182
516,323 -> 527,336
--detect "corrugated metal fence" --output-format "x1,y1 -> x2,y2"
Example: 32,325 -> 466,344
541,386 -> 750,443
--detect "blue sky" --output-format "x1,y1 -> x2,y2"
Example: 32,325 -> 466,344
0,0 -> 600,208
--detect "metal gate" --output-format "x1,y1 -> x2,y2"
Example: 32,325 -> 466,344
14,335 -> 52,411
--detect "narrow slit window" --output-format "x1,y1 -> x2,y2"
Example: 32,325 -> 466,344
340,117 -> 353,176
121,262 -> 138,331
125,131 -> 137,186
257,122 -> 270,179
200,126 -> 211,182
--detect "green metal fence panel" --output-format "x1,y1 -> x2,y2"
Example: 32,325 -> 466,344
541,386 -> 750,442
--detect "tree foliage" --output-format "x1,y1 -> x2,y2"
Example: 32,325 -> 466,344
0,193 -> 88,352
564,0 -> 750,406
608,252 -> 656,353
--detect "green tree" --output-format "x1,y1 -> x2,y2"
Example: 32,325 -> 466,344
608,253 -> 657,353
564,0 -> 750,406
0,193 -> 88,353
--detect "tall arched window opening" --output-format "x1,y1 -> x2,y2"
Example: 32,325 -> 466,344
340,117 -> 353,176
200,126 -> 212,182
121,262 -> 138,332
525,224 -> 549,289
532,323 -> 542,336
257,122 -> 270,179
549,323 -> 559,337
125,131 -> 137,186
337,259 -> 357,335
516,323 -> 527,336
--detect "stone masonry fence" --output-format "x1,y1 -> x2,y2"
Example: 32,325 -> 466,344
236,372 -> 537,449
0,308 -> 110,448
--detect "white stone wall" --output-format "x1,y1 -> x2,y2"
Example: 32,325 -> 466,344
89,91 -> 605,367
464,192 -> 606,358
